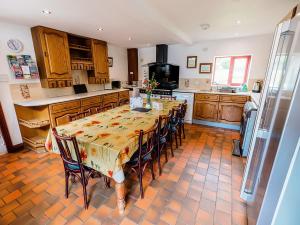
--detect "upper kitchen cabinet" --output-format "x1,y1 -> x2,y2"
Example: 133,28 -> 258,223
31,26 -> 72,88
88,40 -> 109,84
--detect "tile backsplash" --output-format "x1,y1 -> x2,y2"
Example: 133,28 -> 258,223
179,78 -> 262,91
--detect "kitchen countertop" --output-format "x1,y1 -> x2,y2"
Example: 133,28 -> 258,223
14,89 -> 129,107
173,88 -> 251,96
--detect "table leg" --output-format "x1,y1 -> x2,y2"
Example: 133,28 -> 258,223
115,182 -> 126,214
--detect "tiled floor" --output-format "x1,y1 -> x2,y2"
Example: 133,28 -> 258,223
0,124 -> 247,225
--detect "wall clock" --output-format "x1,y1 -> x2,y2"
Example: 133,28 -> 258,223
7,39 -> 23,53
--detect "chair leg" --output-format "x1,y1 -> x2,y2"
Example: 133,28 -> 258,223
157,146 -> 162,176
82,179 -> 88,210
139,171 -> 144,199
175,132 -> 178,149
169,133 -> 173,153
65,172 -> 69,199
150,161 -> 155,180
182,123 -> 186,139
179,126 -> 182,146
104,176 -> 111,188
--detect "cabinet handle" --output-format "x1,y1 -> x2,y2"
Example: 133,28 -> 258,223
44,51 -> 48,57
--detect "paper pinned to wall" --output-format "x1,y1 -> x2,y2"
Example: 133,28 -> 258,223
7,55 -> 39,80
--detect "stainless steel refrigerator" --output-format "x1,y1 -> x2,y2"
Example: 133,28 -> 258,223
240,11 -> 300,225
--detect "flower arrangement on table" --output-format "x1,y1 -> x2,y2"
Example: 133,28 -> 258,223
143,74 -> 159,109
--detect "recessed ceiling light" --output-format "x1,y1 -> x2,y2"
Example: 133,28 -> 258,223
42,10 -> 52,15
128,37 -> 132,41
97,28 -> 103,31
236,20 -> 241,24
200,24 -> 210,30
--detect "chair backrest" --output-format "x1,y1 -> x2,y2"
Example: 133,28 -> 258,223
52,128 -> 84,172
160,96 -> 177,100
98,103 -> 117,113
69,109 -> 91,122
137,120 -> 159,164
119,99 -> 129,106
180,100 -> 188,119
170,107 -> 180,127
159,111 -> 172,139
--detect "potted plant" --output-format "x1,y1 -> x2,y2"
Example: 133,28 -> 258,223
143,75 -> 159,109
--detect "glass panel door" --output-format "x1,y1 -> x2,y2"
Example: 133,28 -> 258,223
244,31 -> 294,195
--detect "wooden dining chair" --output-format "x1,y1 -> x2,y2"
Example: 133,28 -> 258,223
69,109 -> 91,122
52,128 -> 109,209
157,111 -> 173,175
160,96 -> 177,100
97,103 -> 117,113
127,120 -> 159,199
178,100 -> 188,143
168,107 -> 181,150
119,99 -> 130,106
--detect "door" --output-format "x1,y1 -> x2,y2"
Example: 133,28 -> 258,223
127,48 -> 138,84
241,21 -> 296,225
193,101 -> 218,121
41,28 -> 71,79
92,40 -> 109,79
218,102 -> 244,125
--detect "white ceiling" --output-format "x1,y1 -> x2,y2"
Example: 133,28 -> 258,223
0,0 -> 298,47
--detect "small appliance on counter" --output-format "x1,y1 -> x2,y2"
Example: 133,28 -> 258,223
104,80 -> 121,90
252,80 -> 262,93
73,84 -> 88,94
112,81 -> 121,89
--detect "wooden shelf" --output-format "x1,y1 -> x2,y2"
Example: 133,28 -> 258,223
70,45 -> 91,52
19,118 -> 50,128
71,58 -> 93,63
23,136 -> 46,152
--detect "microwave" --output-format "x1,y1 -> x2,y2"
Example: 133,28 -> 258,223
112,81 -> 121,89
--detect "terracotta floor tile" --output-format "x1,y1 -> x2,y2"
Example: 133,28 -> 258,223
83,217 -> 101,225
214,210 -> 232,225
3,190 -> 22,204
120,217 -> 138,225
0,124 -> 247,225
196,208 -> 214,225
45,202 -> 65,219
160,208 -> 178,225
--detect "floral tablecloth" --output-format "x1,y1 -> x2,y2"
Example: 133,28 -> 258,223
45,99 -> 182,183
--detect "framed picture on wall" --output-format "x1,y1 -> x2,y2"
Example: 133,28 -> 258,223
186,56 -> 197,68
108,57 -> 113,67
199,63 -> 213,74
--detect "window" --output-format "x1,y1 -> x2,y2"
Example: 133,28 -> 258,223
212,55 -> 251,86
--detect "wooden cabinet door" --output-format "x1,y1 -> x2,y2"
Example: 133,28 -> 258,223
193,101 -> 218,121
218,102 -> 244,125
40,28 -> 71,79
92,40 -> 109,79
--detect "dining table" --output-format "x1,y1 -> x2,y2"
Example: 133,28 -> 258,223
45,98 -> 182,214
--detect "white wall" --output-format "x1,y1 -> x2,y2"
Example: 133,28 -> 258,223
0,21 -> 35,148
0,20 -> 128,150
108,44 -> 128,81
138,34 -> 273,80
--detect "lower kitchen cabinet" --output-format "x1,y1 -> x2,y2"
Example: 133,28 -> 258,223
193,93 -> 249,125
193,101 -> 218,121
218,102 -> 244,125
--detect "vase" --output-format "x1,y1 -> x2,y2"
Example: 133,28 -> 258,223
145,93 -> 152,109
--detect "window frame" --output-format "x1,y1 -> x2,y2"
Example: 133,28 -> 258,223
212,55 -> 252,87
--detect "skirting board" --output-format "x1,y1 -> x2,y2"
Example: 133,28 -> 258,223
192,119 -> 240,131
